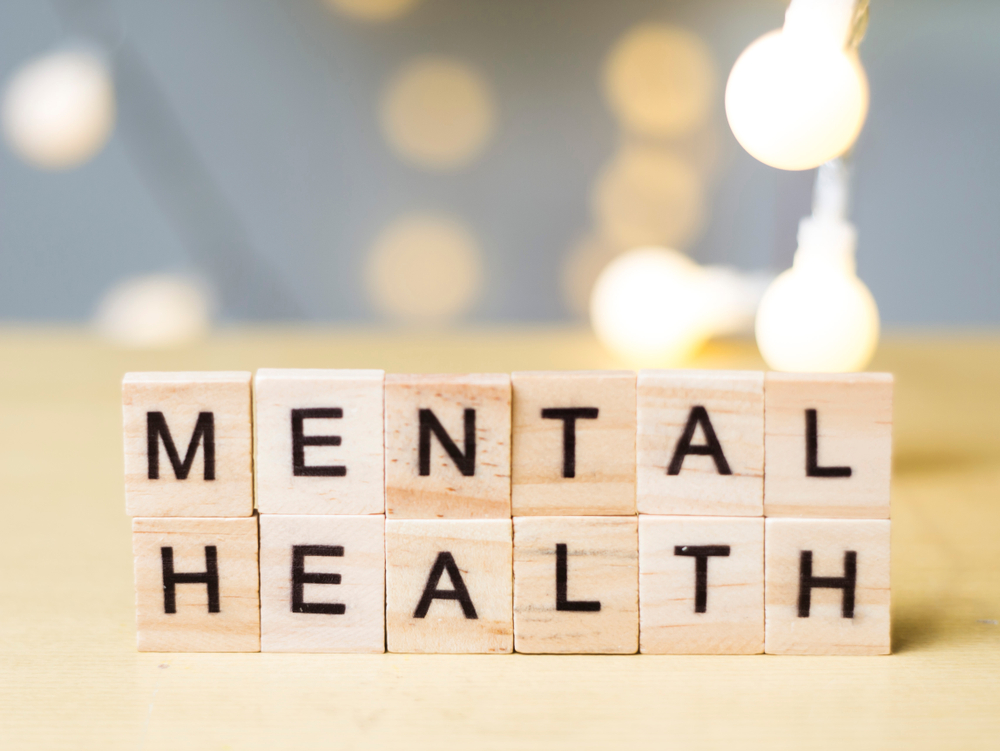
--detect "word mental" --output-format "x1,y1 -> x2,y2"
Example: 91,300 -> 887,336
125,369 -> 893,656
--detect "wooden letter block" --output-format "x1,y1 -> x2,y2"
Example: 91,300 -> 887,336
513,516 -> 638,654
385,374 -> 511,519
511,371 -> 636,516
124,372 -> 253,517
133,516 -> 259,652
764,373 -> 893,518
765,518 -> 890,655
254,369 -> 384,515
385,519 -> 513,653
637,370 -> 763,517
639,516 -> 763,654
259,514 -> 384,653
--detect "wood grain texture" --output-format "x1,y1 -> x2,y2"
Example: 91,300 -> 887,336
385,374 -> 511,519
133,516 -> 260,652
124,372 -> 253,517
513,516 -> 638,654
259,514 -> 384,653
764,372 -> 893,518
385,519 -> 513,653
639,516 -> 763,654
511,370 -> 635,516
765,518 -> 891,655
637,369 -> 763,517
254,369 -> 384,515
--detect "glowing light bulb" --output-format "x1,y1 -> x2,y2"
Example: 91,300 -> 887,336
93,274 -> 213,349
2,48 -> 115,169
755,161 -> 879,372
725,0 -> 868,171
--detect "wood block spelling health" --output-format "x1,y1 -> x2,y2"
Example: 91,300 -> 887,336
385,374 -> 511,519
637,370 -> 764,517
254,369 -> 385,515
639,516 -> 763,654
124,372 -> 253,518
511,371 -> 636,516
513,516 -> 638,654
385,519 -> 513,653
765,518 -> 891,655
133,516 -> 260,652
259,514 -> 385,653
764,372 -> 893,518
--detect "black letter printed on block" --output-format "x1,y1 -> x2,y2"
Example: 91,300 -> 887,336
674,545 -> 731,613
540,407 -> 600,478
805,409 -> 852,478
291,408 -> 346,477
555,543 -> 601,612
797,550 -> 857,618
413,552 -> 478,619
418,409 -> 476,477
291,545 -> 345,614
161,545 -> 220,614
147,411 -> 215,480
667,406 -> 732,476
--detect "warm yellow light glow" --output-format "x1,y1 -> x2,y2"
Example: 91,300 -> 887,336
725,29 -> 868,171
2,50 -> 114,170
324,0 -> 419,22
603,24 -> 715,138
93,274 -> 212,349
366,213 -> 483,323
380,57 -> 495,171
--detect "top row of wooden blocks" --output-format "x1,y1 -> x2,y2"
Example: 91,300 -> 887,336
123,369 -> 892,520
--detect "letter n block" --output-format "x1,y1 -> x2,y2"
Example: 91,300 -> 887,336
385,520 -> 513,653
764,372 -> 892,518
513,517 -> 638,654
637,370 -> 764,517
132,516 -> 260,652
123,372 -> 253,517
765,519 -> 890,655
384,374 -> 511,518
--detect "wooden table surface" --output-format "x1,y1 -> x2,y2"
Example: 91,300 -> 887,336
1,327 -> 998,750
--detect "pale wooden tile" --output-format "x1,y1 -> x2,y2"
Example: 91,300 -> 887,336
385,374 -> 511,519
765,518 -> 891,655
124,372 -> 253,518
511,371 -> 635,516
513,516 -> 638,654
764,373 -> 893,518
637,370 -> 764,517
254,369 -> 384,515
133,516 -> 259,652
259,514 -> 384,653
385,519 -> 513,653
639,516 -> 763,654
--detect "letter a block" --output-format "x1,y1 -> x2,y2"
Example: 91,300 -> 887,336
639,516 -> 763,654
254,369 -> 385,515
511,371 -> 636,516
385,519 -> 513,653
124,372 -> 253,517
259,515 -> 385,653
385,374 -> 511,518
513,517 -> 638,654
132,516 -> 260,652
764,372 -> 892,518
637,370 -> 764,517
765,519 -> 890,655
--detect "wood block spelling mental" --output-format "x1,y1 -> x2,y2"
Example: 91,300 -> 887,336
254,369 -> 384,515
385,519 -> 513,653
639,516 -> 763,654
764,373 -> 893,518
511,371 -> 635,516
124,372 -> 253,517
513,516 -> 638,654
260,515 -> 384,653
765,518 -> 891,655
133,516 -> 260,652
637,370 -> 764,517
385,374 -> 511,519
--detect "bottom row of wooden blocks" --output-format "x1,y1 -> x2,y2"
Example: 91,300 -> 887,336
133,516 -> 890,655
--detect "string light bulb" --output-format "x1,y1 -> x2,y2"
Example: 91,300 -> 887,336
725,0 -> 868,171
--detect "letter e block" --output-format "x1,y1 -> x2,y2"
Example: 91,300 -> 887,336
765,518 -> 890,655
385,374 -> 511,519
132,516 -> 260,652
124,372 -> 253,517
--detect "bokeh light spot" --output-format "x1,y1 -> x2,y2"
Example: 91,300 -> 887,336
93,274 -> 213,349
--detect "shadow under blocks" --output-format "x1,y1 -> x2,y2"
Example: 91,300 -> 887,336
123,368 -> 892,655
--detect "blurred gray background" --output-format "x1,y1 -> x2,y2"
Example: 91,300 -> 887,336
0,0 -> 997,324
